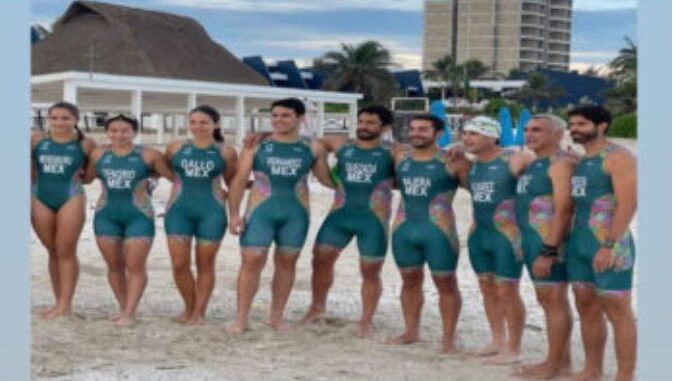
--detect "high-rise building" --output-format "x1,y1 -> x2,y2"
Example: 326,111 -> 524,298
422,0 -> 572,74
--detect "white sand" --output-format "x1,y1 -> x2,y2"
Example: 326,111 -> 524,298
31,139 -> 637,381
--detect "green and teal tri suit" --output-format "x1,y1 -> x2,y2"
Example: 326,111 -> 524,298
467,150 -> 524,280
240,138 -> 316,253
32,135 -> 86,212
94,146 -> 154,239
515,151 -> 570,285
165,141 -> 227,242
567,144 -> 635,293
315,141 -> 394,261
392,150 -> 460,275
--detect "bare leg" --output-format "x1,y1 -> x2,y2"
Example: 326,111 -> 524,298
42,196 -> 85,320
167,236 -> 195,323
386,268 -> 424,345
487,280 -> 525,365
225,248 -> 268,335
473,275 -> 506,356
31,200 -> 59,316
515,284 -> 572,379
267,249 -> 300,331
116,238 -> 152,327
567,284 -> 606,381
432,273 -> 462,354
186,240 -> 221,325
598,293 -> 636,381
301,245 -> 340,324
357,260 -> 384,338
96,237 -> 126,320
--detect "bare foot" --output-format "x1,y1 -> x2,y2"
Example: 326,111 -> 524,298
115,315 -> 135,327
266,318 -> 290,333
356,321 -> 373,339
471,342 -> 503,357
513,361 -> 572,379
108,312 -> 121,322
385,333 -> 419,345
485,350 -> 522,365
38,306 -> 57,319
173,310 -> 190,324
225,321 -> 248,335
565,369 -> 603,381
300,306 -> 325,325
185,315 -> 205,325
614,372 -> 634,381
439,335 -> 460,355
41,306 -> 71,320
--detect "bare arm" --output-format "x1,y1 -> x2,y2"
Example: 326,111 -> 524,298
311,140 -> 335,189
222,146 -> 238,187
30,132 -> 44,184
605,151 -> 637,242
81,138 -> 98,184
318,135 -> 347,153
144,148 -> 174,181
546,158 -> 576,246
509,150 -> 535,177
228,145 -> 255,220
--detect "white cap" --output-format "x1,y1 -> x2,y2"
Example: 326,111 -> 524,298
463,116 -> 501,139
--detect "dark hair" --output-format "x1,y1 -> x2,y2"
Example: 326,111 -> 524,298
568,105 -> 612,132
104,114 -> 139,132
189,105 -> 224,142
271,98 -> 306,116
48,101 -> 84,141
358,105 -> 394,126
411,114 -> 445,133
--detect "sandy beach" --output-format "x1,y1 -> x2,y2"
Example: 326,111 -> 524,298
31,138 -> 636,381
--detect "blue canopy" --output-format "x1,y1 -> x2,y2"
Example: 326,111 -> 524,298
515,109 -> 531,146
431,100 -> 452,147
498,106 -> 515,147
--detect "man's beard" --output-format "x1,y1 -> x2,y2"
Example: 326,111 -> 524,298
409,136 -> 435,149
570,128 -> 598,144
356,129 -> 380,141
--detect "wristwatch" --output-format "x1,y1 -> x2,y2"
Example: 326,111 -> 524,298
539,244 -> 558,258
601,239 -> 616,249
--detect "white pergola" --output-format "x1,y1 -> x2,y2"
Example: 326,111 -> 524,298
31,71 -> 362,146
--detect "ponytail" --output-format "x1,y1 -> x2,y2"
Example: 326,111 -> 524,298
48,101 -> 84,141
189,104 -> 224,143
74,125 -> 85,141
213,127 -> 224,143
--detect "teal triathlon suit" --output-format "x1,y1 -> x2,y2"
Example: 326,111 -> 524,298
32,135 -> 86,212
467,150 -> 524,280
165,141 -> 227,242
240,138 -> 316,253
315,142 -> 394,261
94,146 -> 154,239
567,145 -> 635,293
392,151 -> 460,275
515,152 -> 569,285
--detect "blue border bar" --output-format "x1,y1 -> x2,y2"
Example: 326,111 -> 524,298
0,1 -> 30,380
637,1 -> 672,380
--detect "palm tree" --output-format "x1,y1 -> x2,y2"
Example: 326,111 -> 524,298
516,72 -> 566,112
319,41 -> 398,104
423,54 -> 464,107
463,59 -> 488,79
606,36 -> 637,114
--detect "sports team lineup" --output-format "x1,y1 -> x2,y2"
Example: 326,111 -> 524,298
31,97 -> 636,381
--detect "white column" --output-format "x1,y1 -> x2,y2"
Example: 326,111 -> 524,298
348,101 -> 358,139
63,81 -> 77,104
316,101 -> 325,137
185,93 -> 197,139
131,89 -> 142,144
234,96 -> 245,148
155,113 -> 164,144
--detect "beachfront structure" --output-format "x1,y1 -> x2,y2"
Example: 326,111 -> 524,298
423,0 -> 572,74
31,1 -> 362,145
243,56 -> 426,97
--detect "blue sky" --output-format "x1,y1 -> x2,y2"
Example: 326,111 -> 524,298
32,0 -> 636,72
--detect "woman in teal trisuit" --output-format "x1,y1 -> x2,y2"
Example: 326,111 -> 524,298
85,115 -> 173,327
226,98 -> 333,334
164,105 -> 238,325
31,102 -> 97,320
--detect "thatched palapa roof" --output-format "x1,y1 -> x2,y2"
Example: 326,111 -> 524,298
31,1 -> 269,86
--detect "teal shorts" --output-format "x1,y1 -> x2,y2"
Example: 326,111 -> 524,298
521,231 -> 568,285
240,198 -> 309,253
468,226 -> 523,280
392,220 -> 458,275
315,207 -> 388,261
165,200 -> 227,242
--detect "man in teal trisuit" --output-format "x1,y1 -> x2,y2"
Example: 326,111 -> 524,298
459,116 -> 533,364
566,105 -> 637,381
300,105 -> 396,338
513,114 -> 577,379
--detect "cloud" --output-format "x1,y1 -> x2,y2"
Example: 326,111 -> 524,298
572,0 -> 636,11
570,51 -> 619,63
159,0 -> 422,12
568,62 -> 611,76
